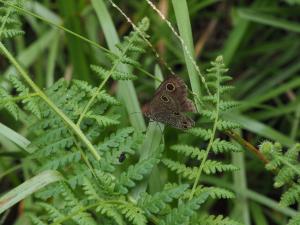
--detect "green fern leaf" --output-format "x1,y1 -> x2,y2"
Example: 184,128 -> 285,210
41,151 -> 81,170
38,202 -> 64,222
90,65 -> 110,79
98,127 -> 134,151
212,138 -> 240,153
96,203 -> 125,225
28,214 -> 48,225
217,119 -> 240,131
81,177 -> 100,200
138,183 -> 189,214
162,159 -> 197,180
280,184 -> 300,206
198,214 -> 243,225
0,87 -> 19,120
287,213 -> 300,225
118,203 -> 146,225
187,127 -> 212,140
118,155 -> 159,193
203,160 -> 238,174
201,109 -> 217,120
219,100 -> 239,111
112,70 -> 137,80
97,90 -> 120,105
161,192 -> 209,225
170,145 -> 206,160
86,114 -> 120,127
120,56 -> 140,67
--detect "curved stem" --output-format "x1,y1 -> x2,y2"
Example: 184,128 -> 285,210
189,71 -> 220,200
0,42 -> 100,161
0,93 -> 39,104
226,130 -> 269,164
76,28 -> 141,126
0,0 -> 111,55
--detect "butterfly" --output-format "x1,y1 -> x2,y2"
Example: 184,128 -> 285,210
142,75 -> 196,129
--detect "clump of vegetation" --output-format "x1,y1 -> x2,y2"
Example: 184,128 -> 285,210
0,1 -> 299,225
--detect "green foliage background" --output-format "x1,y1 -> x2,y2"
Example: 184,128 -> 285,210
0,0 -> 300,225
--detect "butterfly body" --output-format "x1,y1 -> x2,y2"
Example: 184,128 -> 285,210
142,75 -> 196,130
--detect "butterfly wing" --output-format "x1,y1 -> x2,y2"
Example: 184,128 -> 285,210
144,92 -> 194,129
154,75 -> 196,112
142,75 -> 196,129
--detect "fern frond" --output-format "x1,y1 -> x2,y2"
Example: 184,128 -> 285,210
90,65 -> 110,79
198,214 -> 243,225
112,70 -> 137,80
23,96 -> 41,118
119,56 -> 141,67
97,127 -> 135,151
183,185 -> 235,200
10,76 -> 41,117
94,169 -> 117,193
187,127 -> 212,140
81,177 -> 101,200
287,213 -> 300,225
1,28 -> 24,38
86,114 -> 120,127
212,138 -> 240,153
163,159 -> 237,179
219,85 -> 235,94
96,202 -> 125,225
203,186 -> 235,199
28,214 -> 48,225
219,100 -> 239,111
38,202 -> 65,222
201,109 -> 217,120
170,145 -> 206,160
40,151 -> 81,170
161,192 -> 209,225
97,90 -> 120,105
138,183 -> 189,214
261,141 -> 300,209
217,119 -> 240,131
0,86 -> 19,120
280,184 -> 300,207
118,154 -> 159,194
203,160 -> 238,174
36,135 -> 74,157
162,159 -> 197,180
118,203 -> 147,225
59,183 -> 97,225
0,0 -> 24,39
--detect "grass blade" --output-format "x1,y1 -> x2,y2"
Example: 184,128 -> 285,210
91,0 -> 146,131
0,170 -> 63,214
0,123 -> 32,153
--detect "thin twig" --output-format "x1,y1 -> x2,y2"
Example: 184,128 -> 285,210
226,130 -> 269,164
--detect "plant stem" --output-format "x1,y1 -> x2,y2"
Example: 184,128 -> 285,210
0,93 -> 39,104
76,28 -> 140,126
226,130 -> 269,164
189,64 -> 221,200
0,0 -> 110,54
0,42 -> 100,161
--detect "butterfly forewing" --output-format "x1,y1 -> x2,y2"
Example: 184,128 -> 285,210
143,75 -> 196,130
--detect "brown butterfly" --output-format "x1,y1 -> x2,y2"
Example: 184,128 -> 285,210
142,75 -> 196,129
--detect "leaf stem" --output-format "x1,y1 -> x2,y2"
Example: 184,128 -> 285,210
76,28 -> 140,126
0,42 -> 100,161
0,0 -> 110,54
226,130 -> 269,164
189,65 -> 221,200
0,93 -> 39,104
